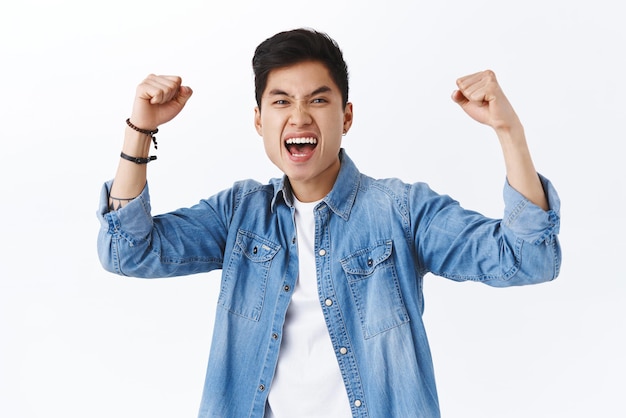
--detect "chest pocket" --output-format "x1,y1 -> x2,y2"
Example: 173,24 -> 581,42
218,229 -> 281,321
340,240 -> 409,338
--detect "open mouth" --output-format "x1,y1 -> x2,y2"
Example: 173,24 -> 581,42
285,137 -> 318,157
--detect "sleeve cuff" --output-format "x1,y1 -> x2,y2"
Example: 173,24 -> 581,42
502,174 -> 561,245
97,180 -> 153,244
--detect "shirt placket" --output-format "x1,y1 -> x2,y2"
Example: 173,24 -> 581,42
315,204 -> 369,417
250,204 -> 300,417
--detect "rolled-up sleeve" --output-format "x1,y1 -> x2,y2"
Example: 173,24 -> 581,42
414,174 -> 561,287
97,180 -> 227,278
97,180 -> 156,276
502,174 -> 560,245
98,180 -> 154,242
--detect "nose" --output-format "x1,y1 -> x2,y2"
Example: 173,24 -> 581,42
289,101 -> 312,127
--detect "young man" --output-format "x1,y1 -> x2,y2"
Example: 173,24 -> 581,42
97,28 -> 561,417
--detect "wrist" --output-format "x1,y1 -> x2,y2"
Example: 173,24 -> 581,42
121,118 -> 159,161
123,126 -> 152,155
127,116 -> 158,133
120,152 -> 156,164
126,118 -> 158,148
495,122 -> 525,146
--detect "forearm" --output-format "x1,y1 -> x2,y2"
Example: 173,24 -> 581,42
106,75 -> 193,211
108,126 -> 152,210
496,124 -> 549,211
451,70 -> 550,211
97,180 -> 229,278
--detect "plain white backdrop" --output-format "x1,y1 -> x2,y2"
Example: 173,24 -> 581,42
1,1 -> 624,417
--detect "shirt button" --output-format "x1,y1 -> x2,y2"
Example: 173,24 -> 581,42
272,333 -> 279,340
292,237 -> 296,244
354,399 -> 362,407
284,284 -> 291,292
324,298 -> 333,307
259,384 -> 266,391
318,249 -> 327,256
339,347 -> 348,355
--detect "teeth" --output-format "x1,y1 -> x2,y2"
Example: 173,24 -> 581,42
285,137 -> 317,145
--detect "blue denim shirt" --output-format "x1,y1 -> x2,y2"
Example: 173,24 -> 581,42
97,150 -> 561,418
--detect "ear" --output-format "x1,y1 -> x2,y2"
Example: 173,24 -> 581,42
254,106 -> 263,136
343,102 -> 354,134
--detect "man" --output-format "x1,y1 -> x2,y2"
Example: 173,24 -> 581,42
97,28 -> 561,417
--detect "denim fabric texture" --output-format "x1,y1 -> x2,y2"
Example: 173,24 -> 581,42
97,150 -> 561,418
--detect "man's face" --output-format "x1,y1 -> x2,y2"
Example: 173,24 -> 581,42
255,60 -> 353,202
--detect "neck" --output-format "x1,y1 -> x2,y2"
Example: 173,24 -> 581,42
289,160 -> 341,203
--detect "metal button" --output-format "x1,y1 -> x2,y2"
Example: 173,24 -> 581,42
339,347 -> 348,355
367,258 -> 373,267
318,249 -> 327,256
324,298 -> 333,307
253,246 -> 258,254
354,399 -> 362,407
272,333 -> 278,340
259,384 -> 266,391
284,284 -> 291,292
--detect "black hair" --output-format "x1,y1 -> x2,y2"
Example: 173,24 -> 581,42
252,28 -> 349,109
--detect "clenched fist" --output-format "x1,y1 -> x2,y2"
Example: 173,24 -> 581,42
451,70 -> 521,133
130,74 -> 193,131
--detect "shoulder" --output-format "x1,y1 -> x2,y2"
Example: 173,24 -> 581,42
199,178 -> 276,212
359,174 -> 456,216
359,174 -> 426,203
233,178 -> 275,198
361,175 -> 410,194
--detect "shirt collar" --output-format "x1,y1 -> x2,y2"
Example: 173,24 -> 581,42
270,149 -> 360,221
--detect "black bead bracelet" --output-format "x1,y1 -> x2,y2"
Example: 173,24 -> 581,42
121,118 -> 159,164
126,118 -> 158,149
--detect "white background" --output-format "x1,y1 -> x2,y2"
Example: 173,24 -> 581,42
1,1 -> 624,417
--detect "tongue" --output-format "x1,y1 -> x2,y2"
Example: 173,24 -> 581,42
287,143 -> 316,155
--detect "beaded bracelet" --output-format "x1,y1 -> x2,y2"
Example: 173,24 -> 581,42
126,118 -> 158,149
122,118 -> 159,164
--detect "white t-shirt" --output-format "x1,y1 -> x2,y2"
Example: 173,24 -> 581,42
265,198 -> 352,418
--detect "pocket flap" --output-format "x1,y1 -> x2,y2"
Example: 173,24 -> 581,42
341,240 -> 393,276
235,230 -> 280,262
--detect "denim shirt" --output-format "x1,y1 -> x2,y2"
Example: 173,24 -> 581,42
97,150 -> 561,418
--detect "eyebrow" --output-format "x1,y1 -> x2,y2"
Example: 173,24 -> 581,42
267,85 -> 333,98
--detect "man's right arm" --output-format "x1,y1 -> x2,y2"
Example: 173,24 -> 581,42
108,74 -> 193,210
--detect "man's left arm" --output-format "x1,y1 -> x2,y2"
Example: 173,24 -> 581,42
452,70 -> 549,211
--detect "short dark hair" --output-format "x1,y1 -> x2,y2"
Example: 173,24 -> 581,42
252,28 -> 349,109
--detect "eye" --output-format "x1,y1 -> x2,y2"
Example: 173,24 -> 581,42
274,99 -> 289,105
311,98 -> 327,104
